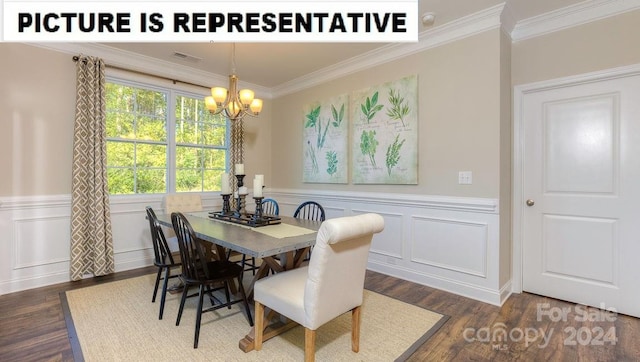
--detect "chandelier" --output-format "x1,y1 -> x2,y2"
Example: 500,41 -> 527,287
204,44 -> 263,120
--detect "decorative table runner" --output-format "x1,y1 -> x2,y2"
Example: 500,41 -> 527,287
251,223 -> 316,239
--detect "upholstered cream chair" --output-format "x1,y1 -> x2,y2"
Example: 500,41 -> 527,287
162,194 -> 203,252
253,213 -> 384,362
164,193 -> 203,215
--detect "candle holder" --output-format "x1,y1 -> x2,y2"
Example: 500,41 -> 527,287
235,174 -> 246,213
220,193 -> 232,215
236,193 -> 247,216
252,196 -> 264,221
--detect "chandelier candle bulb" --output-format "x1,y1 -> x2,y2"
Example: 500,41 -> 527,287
253,178 -> 263,197
235,163 -> 245,175
212,87 -> 227,104
239,89 -> 255,105
204,96 -> 217,112
249,99 -> 263,114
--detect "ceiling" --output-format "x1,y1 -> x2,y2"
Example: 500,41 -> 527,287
101,0 -> 585,89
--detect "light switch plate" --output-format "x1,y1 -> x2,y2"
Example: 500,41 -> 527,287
458,171 -> 472,185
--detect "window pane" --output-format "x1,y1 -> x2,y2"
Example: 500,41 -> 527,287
176,96 -> 198,122
175,120 -> 198,144
107,141 -> 134,167
137,116 -> 166,141
106,83 -> 134,111
106,113 -> 134,139
176,169 -> 202,192
202,148 -> 225,169
137,89 -> 165,115
202,123 -> 225,146
136,168 -> 166,194
107,168 -> 134,194
137,143 -> 166,168
204,169 -> 221,192
176,146 -> 201,169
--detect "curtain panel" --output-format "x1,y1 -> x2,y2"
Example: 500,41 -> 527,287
70,55 -> 115,281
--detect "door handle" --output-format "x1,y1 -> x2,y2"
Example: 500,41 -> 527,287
526,199 -> 535,206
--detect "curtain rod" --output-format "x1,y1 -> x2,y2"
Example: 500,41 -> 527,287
72,55 -> 210,90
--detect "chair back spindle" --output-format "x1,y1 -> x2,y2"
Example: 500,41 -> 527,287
293,201 -> 326,222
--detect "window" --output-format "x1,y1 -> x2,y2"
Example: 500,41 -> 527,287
105,80 -> 228,195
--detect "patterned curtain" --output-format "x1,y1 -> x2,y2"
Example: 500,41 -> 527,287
70,55 -> 114,281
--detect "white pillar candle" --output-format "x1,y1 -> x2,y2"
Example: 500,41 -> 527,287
253,178 -> 263,197
255,174 -> 264,185
221,172 -> 230,194
235,163 -> 245,175
239,186 -> 248,195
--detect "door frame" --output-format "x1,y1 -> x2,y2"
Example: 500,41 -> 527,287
511,62 -> 640,293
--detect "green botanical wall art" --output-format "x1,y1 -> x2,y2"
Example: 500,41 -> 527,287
302,94 -> 349,183
351,75 -> 418,184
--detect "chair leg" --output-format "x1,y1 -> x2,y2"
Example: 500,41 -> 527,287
159,267 -> 171,320
254,301 -> 264,350
152,267 -> 162,302
305,328 -> 316,362
176,284 -> 189,326
223,281 -> 232,309
351,306 -> 361,353
194,284 -> 205,349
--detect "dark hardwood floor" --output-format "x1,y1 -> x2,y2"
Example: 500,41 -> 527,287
1,267 -> 639,361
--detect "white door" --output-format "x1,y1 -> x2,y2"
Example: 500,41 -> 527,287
522,73 -> 640,317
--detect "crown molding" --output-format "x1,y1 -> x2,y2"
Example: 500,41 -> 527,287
500,1 -> 517,36
511,0 -> 640,42
29,42 -> 273,98
270,3 -> 505,98
29,1 -> 639,100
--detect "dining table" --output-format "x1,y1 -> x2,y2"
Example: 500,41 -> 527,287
154,210 -> 322,352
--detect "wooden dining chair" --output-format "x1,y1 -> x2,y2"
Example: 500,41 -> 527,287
253,213 -> 384,361
294,201 -> 326,222
261,198 -> 280,216
294,201 -> 326,260
172,212 -> 253,349
146,206 -> 182,320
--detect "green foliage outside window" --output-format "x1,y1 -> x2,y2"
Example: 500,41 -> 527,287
105,82 -> 228,195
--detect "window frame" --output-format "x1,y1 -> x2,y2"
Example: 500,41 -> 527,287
105,75 -> 230,195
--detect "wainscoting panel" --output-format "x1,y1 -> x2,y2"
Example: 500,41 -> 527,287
13,214 -> 71,269
354,209 -> 404,261
0,190 -> 507,305
410,216 -> 488,278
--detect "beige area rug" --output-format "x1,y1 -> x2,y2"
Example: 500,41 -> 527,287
62,274 -> 448,361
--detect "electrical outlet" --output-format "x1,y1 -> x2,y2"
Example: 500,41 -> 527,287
458,171 -> 472,185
